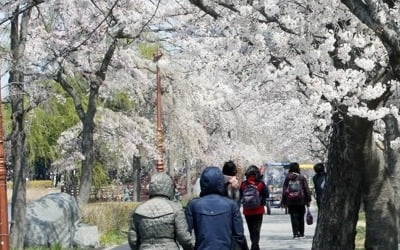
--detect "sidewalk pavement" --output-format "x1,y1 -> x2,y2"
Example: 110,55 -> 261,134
103,207 -> 317,250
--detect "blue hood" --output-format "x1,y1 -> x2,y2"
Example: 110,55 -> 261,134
200,166 -> 225,197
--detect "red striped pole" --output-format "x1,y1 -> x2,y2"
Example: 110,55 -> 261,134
0,80 -> 9,249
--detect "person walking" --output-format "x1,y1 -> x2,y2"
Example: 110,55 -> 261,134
223,160 -> 250,250
240,165 -> 269,250
281,162 -> 312,239
128,172 -> 193,250
312,163 -> 326,209
185,166 -> 248,250
223,160 -> 241,207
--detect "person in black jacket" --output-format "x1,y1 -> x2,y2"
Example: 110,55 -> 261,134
312,163 -> 326,208
281,162 -> 311,238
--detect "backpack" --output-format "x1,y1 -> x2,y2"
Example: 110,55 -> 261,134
242,182 -> 261,209
285,177 -> 304,201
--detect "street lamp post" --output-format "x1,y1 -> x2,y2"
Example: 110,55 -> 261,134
0,81 -> 9,249
154,51 -> 164,172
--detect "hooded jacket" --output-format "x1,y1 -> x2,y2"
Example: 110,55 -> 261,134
128,173 -> 193,250
185,166 -> 247,250
281,172 -> 311,207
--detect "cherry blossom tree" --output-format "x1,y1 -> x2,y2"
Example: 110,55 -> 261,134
22,0 -> 170,205
8,0 -> 400,248
0,0 -> 46,247
183,0 -> 400,248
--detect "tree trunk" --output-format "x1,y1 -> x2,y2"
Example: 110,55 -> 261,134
185,160 -> 191,195
383,114 -> 400,242
9,99 -> 26,249
56,38 -> 117,205
313,111 -> 398,249
132,155 -> 141,202
312,113 -> 363,250
9,5 -> 31,249
362,120 -> 397,249
78,106 -> 97,204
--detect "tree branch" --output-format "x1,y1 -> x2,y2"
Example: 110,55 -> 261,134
189,0 -> 221,19
217,2 -> 239,13
58,0 -> 120,58
96,35 -> 118,81
341,0 -> 400,58
55,69 -> 86,121
0,0 -> 45,25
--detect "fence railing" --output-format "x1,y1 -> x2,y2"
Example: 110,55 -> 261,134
61,184 -> 148,202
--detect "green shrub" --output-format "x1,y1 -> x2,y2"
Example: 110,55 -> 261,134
103,91 -> 134,112
138,43 -> 159,60
81,202 -> 139,246
91,162 -> 110,189
8,180 -> 53,189
99,229 -> 127,246
23,244 -> 87,250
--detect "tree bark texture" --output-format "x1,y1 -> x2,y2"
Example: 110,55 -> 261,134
9,5 -> 31,249
339,1 -> 400,248
312,112 -> 363,250
313,110 -> 398,249
361,119 -> 397,250
77,39 -> 117,205
132,155 -> 141,202
77,102 -> 96,205
384,114 -> 400,243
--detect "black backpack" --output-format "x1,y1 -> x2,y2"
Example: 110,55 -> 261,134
242,182 -> 261,209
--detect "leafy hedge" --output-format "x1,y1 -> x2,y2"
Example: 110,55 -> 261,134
7,180 -> 54,189
81,202 -> 139,246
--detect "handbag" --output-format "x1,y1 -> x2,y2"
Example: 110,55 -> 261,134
306,207 -> 313,225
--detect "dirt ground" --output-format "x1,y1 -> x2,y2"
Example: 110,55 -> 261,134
7,187 -> 61,203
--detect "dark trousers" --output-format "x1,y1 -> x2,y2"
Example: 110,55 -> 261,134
244,214 -> 263,250
288,205 -> 306,237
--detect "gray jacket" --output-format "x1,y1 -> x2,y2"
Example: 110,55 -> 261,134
128,173 -> 193,250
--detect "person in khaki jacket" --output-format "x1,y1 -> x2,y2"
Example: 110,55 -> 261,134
128,172 -> 193,250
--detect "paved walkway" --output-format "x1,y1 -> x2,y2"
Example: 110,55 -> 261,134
104,207 -> 317,250
257,208 -> 315,249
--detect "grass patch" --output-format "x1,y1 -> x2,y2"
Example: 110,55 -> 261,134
23,244 -> 87,250
22,245 -> 63,250
355,212 -> 366,250
8,180 -> 54,189
81,202 -> 139,247
99,229 -> 128,246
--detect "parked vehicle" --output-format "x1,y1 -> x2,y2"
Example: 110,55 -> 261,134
263,163 -> 289,215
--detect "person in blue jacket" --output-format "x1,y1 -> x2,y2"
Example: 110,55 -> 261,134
185,166 -> 248,250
